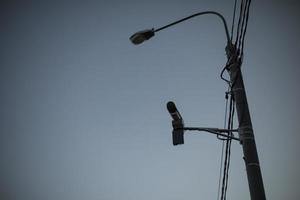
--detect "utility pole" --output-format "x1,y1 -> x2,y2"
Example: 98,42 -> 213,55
130,9 -> 267,200
226,45 -> 266,199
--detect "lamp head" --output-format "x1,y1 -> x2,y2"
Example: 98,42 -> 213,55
130,29 -> 155,45
167,101 -> 177,114
167,101 -> 184,145
167,101 -> 182,121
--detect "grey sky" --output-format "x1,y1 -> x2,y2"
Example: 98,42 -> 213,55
1,1 -> 300,200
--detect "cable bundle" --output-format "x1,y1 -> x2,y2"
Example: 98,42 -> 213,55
217,1 -> 252,200
234,0 -> 252,60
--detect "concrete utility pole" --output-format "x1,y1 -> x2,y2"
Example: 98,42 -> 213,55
226,45 -> 266,199
130,10 -> 266,200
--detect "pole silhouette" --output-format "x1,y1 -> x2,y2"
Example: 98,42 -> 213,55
130,8 -> 266,200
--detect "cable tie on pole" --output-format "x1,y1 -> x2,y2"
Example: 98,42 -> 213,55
231,87 -> 244,93
246,163 -> 260,167
238,126 -> 254,144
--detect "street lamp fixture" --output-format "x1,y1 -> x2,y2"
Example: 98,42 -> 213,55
130,11 -> 230,45
130,29 -> 155,45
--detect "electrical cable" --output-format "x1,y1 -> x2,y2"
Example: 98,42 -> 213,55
235,0 -> 245,48
220,63 -> 231,85
220,94 -> 234,200
238,1 -> 247,52
223,96 -> 235,199
230,0 -> 238,42
217,88 -> 230,141
216,85 -> 231,200
241,0 -> 251,57
217,140 -> 225,200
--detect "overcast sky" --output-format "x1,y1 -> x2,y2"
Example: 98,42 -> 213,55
1,1 -> 300,200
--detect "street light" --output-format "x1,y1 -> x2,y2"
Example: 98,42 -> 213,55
130,29 -> 155,45
130,11 -> 230,45
130,11 -> 237,142
130,9 -> 266,200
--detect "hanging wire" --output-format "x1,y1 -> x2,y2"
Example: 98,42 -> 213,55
235,0 -> 245,48
240,0 -> 251,58
230,0 -> 238,42
220,94 -> 234,200
217,138 -> 225,200
220,63 -> 231,85
223,96 -> 235,199
217,84 -> 231,200
238,1 -> 247,52
217,87 -> 230,141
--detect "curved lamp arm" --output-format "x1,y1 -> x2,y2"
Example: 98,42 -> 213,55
130,11 -> 230,45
